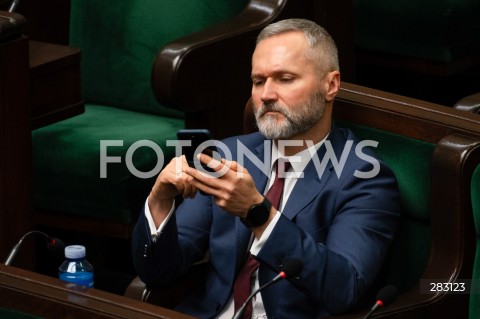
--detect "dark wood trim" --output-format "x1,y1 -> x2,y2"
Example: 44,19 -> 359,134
0,33 -> 33,269
334,82 -> 480,142
29,40 -> 84,129
0,264 -> 195,319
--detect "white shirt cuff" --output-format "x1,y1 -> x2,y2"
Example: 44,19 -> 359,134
144,197 -> 175,241
250,211 -> 281,255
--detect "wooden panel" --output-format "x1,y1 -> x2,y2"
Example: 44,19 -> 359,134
334,82 -> 480,142
0,264 -> 195,319
0,35 -> 33,269
29,40 -> 84,129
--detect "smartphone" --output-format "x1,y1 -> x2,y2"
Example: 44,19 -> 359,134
176,129 -> 219,172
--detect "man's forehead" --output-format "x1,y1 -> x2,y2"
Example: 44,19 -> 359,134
256,30 -> 307,48
251,44 -> 313,74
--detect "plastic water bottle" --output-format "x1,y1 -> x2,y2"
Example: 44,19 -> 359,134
58,245 -> 94,288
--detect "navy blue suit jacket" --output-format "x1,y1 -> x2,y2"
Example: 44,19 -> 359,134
132,123 -> 401,319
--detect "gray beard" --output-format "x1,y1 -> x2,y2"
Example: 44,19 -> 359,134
254,90 -> 325,139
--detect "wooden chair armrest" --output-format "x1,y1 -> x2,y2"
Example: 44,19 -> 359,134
125,262 -> 208,310
0,10 -> 26,41
124,275 -> 199,310
454,92 -> 480,114
152,0 -> 299,112
124,276 -> 149,302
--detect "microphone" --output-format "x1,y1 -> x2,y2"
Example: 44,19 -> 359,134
8,0 -> 21,12
361,285 -> 397,319
4,230 -> 65,266
232,259 -> 303,319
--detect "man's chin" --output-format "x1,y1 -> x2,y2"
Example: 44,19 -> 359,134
259,126 -> 289,140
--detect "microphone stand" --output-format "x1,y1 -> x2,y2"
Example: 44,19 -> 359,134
231,259 -> 303,319
8,0 -> 21,12
232,276 -> 282,319
4,230 -> 61,266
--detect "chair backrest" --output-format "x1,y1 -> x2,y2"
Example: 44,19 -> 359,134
69,0 -> 249,117
338,123 -> 434,293
454,92 -> 480,114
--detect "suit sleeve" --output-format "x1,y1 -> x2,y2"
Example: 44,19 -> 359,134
131,193 -> 214,286
256,160 -> 401,314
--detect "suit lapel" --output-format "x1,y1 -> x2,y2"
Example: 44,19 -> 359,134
232,125 -> 347,254
282,151 -> 331,220
282,123 -> 346,220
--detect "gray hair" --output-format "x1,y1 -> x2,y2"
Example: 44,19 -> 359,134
256,18 -> 339,74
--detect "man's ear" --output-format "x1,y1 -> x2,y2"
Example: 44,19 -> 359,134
324,71 -> 340,102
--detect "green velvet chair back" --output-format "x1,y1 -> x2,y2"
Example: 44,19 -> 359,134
470,165 -> 480,318
32,0 -> 250,228
338,122 -> 434,293
69,0 -> 248,117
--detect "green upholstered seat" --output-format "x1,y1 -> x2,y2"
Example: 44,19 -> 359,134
31,0 -> 248,225
338,122 -> 434,293
470,165 -> 480,318
32,105 -> 183,224
354,0 -> 480,64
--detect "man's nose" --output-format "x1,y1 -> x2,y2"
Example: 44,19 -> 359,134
260,79 -> 278,103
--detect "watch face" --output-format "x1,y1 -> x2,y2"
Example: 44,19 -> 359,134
247,203 -> 269,226
242,198 -> 271,228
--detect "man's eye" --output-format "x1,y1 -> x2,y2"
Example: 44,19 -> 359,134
280,77 -> 294,83
252,79 -> 265,86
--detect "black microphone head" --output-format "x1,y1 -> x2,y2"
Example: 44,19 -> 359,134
47,237 -> 66,258
376,285 -> 397,307
281,259 -> 303,279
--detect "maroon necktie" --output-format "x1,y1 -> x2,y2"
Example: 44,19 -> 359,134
233,159 -> 290,318
265,159 -> 291,210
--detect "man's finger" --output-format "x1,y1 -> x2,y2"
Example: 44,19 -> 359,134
197,153 -> 230,177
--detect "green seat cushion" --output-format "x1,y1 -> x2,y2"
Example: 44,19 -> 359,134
338,122 -> 434,292
469,164 -> 480,318
69,0 -> 248,116
32,105 -> 184,223
354,0 -> 480,63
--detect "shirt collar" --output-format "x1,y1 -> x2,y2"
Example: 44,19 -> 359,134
270,134 -> 329,174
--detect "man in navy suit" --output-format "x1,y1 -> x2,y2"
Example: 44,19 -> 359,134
132,19 -> 401,318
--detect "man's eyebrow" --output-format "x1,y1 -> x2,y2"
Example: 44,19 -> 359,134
251,70 -> 296,79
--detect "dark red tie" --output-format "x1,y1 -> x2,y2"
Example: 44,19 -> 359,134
233,159 -> 290,318
265,159 -> 291,210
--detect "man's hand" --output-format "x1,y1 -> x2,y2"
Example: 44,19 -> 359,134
148,155 -> 197,227
184,153 -> 264,218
